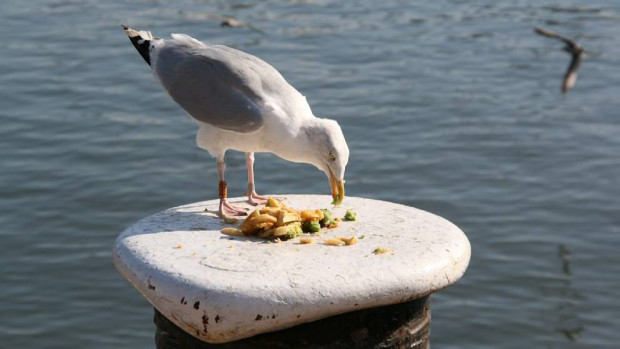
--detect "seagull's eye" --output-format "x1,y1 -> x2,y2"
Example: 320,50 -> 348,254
328,152 -> 336,161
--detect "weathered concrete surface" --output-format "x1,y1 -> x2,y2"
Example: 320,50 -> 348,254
114,195 -> 470,343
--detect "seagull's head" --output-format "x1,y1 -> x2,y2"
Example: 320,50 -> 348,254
302,118 -> 349,206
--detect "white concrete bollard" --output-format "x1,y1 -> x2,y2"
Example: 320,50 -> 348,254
113,195 -> 470,348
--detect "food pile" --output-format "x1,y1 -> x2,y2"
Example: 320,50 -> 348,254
220,198 -> 352,242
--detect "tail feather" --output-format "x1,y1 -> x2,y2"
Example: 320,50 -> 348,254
122,25 -> 154,66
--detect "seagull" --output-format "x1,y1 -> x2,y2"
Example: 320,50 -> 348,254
121,26 -> 348,217
534,27 -> 586,94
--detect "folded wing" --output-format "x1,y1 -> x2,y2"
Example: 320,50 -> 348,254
154,37 -> 266,133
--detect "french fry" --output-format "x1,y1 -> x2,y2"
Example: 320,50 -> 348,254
324,238 -> 345,246
273,226 -> 290,237
299,210 -> 314,221
260,207 -> 280,216
282,212 -> 301,225
300,210 -> 323,222
220,227 -> 244,236
266,197 -> 280,208
248,214 -> 277,225
276,210 -> 286,227
239,209 -> 260,232
255,222 -> 274,230
241,214 -> 277,234
339,236 -> 357,245
239,222 -> 254,234
299,237 -> 314,244
315,209 -> 324,221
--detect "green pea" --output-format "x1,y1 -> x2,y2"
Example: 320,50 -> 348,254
320,209 -> 332,227
302,221 -> 321,233
344,209 -> 357,221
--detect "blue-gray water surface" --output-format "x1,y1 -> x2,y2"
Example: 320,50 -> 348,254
2,0 -> 619,347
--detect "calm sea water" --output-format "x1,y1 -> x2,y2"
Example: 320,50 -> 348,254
2,0 -> 619,347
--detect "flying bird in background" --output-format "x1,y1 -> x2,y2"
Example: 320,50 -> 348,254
121,26 -> 348,218
534,27 -> 586,94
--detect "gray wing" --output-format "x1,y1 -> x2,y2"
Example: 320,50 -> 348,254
154,41 -> 266,133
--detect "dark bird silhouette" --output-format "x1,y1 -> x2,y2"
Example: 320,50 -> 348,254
534,27 -> 586,94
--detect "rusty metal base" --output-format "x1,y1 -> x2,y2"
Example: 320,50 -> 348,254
154,296 -> 430,349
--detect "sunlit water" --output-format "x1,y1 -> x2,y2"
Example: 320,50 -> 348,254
2,0 -> 619,347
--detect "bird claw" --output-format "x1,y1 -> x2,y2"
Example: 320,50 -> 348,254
219,199 -> 248,217
247,191 -> 285,205
247,192 -> 268,205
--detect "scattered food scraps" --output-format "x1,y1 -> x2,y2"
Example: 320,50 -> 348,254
221,227 -> 245,237
324,238 -> 346,246
299,237 -> 314,244
344,209 -> 357,221
373,247 -> 390,255
223,216 -> 238,224
338,235 -> 357,246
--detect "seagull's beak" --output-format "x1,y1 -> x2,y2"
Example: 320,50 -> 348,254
328,168 -> 345,206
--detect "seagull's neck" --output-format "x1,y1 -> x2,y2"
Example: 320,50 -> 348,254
268,117 -> 321,167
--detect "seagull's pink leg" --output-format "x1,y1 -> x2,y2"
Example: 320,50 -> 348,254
245,153 -> 284,205
216,159 -> 247,217
245,153 -> 268,205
